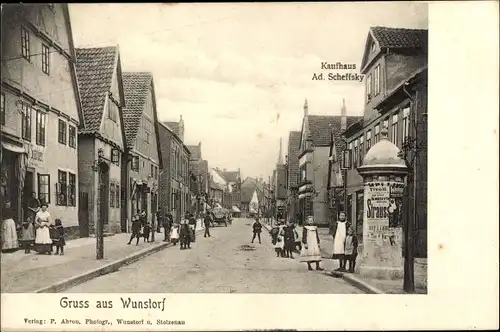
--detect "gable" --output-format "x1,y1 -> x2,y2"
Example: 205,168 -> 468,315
75,46 -> 117,133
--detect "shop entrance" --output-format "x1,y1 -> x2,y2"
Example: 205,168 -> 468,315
22,170 -> 34,221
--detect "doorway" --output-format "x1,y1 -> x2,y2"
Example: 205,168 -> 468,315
97,162 -> 109,233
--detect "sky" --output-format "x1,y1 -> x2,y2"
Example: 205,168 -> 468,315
68,2 -> 428,180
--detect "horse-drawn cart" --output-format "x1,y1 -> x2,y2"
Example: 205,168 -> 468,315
212,207 -> 229,227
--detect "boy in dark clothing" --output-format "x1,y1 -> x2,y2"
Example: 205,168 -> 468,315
53,218 -> 66,255
204,212 -> 212,237
251,218 -> 262,244
143,222 -> 151,242
128,214 -> 142,246
164,212 -> 173,242
344,227 -> 359,273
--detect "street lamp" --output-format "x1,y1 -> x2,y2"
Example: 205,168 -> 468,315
91,148 -> 111,260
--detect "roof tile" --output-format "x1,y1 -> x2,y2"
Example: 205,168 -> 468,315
163,122 -> 180,136
371,26 -> 428,49
287,131 -> 301,187
122,72 -> 153,148
75,46 -> 117,133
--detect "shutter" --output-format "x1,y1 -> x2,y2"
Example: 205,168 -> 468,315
55,183 -> 60,205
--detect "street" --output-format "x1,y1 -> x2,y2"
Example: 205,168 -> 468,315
65,218 -> 362,293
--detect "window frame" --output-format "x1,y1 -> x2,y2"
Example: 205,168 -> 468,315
57,170 -> 68,206
391,113 -> 399,145
110,183 -> 115,208
58,119 -> 67,145
68,173 -> 76,206
374,65 -> 380,96
37,173 -> 50,204
21,26 -> 30,61
107,97 -> 117,123
42,43 -> 50,75
359,136 -> 364,167
131,156 -> 139,172
374,124 -> 380,143
111,149 -> 120,165
402,107 -> 410,142
21,103 -> 32,141
0,92 -> 5,126
366,129 -> 372,150
353,139 -> 359,169
366,74 -> 372,102
35,109 -> 46,147
383,118 -> 389,132
68,125 -> 76,148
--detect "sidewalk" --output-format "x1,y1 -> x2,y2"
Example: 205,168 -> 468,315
262,224 -> 427,294
1,224 -> 205,293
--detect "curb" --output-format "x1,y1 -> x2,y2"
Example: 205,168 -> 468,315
262,223 -> 385,294
34,228 -> 204,293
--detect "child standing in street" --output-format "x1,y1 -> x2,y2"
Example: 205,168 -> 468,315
53,218 -> 66,255
344,227 -> 358,273
251,218 -> 262,244
128,214 -> 142,246
19,216 -> 35,253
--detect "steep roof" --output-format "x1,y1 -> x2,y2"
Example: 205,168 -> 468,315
371,26 -> 428,49
163,122 -> 180,136
221,170 -> 240,183
241,186 -> 256,203
287,131 -> 301,187
122,72 -> 153,148
187,145 -> 201,160
306,115 -> 361,147
75,46 -> 117,133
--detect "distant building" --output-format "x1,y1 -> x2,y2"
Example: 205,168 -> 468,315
286,131 -> 301,222
75,46 -> 127,236
297,99 -> 360,226
274,138 -> 287,218
186,142 -> 208,215
344,26 -> 428,256
122,72 -> 162,230
158,116 -> 191,223
1,4 -> 83,238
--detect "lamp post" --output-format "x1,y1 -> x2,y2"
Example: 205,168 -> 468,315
91,148 -> 112,260
341,136 -> 350,219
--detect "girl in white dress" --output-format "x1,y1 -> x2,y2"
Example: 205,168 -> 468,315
170,223 -> 180,245
299,216 -> 324,271
331,212 -> 348,271
34,202 -> 53,254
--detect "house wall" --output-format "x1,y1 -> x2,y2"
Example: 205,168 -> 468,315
158,125 -> 172,216
311,146 -> 330,226
77,136 -> 95,233
1,4 -> 81,231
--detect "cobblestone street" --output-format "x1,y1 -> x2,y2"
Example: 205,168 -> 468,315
64,218 -> 362,293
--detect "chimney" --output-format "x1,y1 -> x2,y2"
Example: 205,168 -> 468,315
341,98 -> 347,131
304,98 -> 308,116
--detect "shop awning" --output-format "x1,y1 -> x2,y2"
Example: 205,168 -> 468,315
249,207 -> 257,213
1,141 -> 25,154
232,206 -> 241,213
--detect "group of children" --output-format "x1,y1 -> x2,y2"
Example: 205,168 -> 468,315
270,220 -> 301,259
18,216 -> 66,255
127,211 -> 153,246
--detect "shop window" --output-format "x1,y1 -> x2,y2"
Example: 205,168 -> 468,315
37,174 -> 50,204
58,119 -> 67,145
110,183 -> 115,208
21,103 -> 32,141
68,173 -> 76,206
35,110 -> 46,146
69,125 -> 76,148
56,170 -> 68,206
21,26 -> 30,61
1,93 -> 5,126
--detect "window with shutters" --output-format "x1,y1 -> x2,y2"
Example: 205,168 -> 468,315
374,124 -> 380,143
68,173 -> 76,206
57,170 -> 67,206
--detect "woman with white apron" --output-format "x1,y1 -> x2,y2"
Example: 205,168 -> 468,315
331,212 -> 348,271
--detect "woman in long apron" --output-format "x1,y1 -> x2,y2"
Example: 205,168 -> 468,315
331,212 -> 348,271
34,202 -> 53,254
1,200 -> 19,252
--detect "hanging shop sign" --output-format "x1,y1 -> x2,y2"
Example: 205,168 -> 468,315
25,143 -> 44,167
